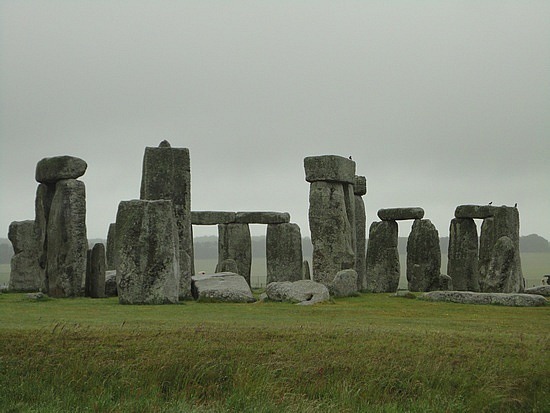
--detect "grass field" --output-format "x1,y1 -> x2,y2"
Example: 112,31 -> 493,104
0,292 -> 548,412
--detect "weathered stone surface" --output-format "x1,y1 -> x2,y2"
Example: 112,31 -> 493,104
304,155 -> 356,184
308,181 -> 355,285
140,142 -> 193,299
438,274 -> 453,291
218,223 -> 252,285
354,194 -> 367,291
266,223 -> 303,284
265,280 -> 330,305
85,243 -> 106,298
481,236 -> 523,293
35,156 -> 87,184
378,207 -> 424,221
115,200 -> 180,304
215,259 -> 239,274
302,260 -> 311,280
447,218 -> 479,291
524,285 -> 550,297
235,211 -> 290,224
365,220 -> 400,293
406,219 -> 441,292
35,183 -> 55,287
191,211 -> 236,225
46,179 -> 88,297
419,291 -> 547,307
328,269 -> 358,297
105,270 -> 117,297
8,220 -> 42,292
191,272 -> 255,303
455,204 -> 497,219
106,223 -> 116,270
353,175 -> 367,196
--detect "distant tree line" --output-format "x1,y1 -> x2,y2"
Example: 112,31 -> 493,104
0,234 -> 548,264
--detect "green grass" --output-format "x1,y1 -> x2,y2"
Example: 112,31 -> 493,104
0,293 -> 548,412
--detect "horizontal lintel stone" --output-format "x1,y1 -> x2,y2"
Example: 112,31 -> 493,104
191,211 -> 236,225
35,156 -> 87,184
235,211 -> 290,224
454,205 -> 498,219
377,207 -> 424,221
304,155 -> 356,184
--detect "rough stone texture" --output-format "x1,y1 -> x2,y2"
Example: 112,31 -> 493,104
191,211 -> 236,225
105,270 -> 117,297
438,274 -> 453,291
406,219 -> 441,292
46,179 -> 88,297
353,175 -> 367,196
419,291 -> 547,307
191,272 -> 255,303
378,207 -> 424,221
302,260 -> 311,280
235,211 -> 290,224
8,220 -> 42,292
86,243 -> 106,298
365,220 -> 400,293
328,269 -> 358,297
115,200 -> 180,304
140,142 -> 193,299
308,181 -> 355,285
215,259 -> 239,274
447,218 -> 479,291
266,223 -> 303,284
218,223 -> 252,285
35,156 -> 87,184
265,280 -> 330,305
524,285 -> 550,297
35,183 -> 55,289
455,204 -> 497,219
106,223 -> 116,270
481,236 -> 523,293
354,193 -> 367,291
304,155 -> 356,184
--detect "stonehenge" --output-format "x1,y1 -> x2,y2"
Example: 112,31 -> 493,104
406,219 -> 441,292
85,243 -> 106,298
354,176 -> 367,291
7,220 -> 42,292
365,220 -> 400,293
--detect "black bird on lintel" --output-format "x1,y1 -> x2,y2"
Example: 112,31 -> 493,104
348,156 -> 353,160
514,203 -> 518,208
488,201 -> 493,205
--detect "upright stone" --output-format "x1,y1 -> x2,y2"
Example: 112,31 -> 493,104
8,220 -> 42,291
218,223 -> 252,285
46,179 -> 88,297
447,218 -> 479,291
86,243 -> 106,298
34,183 -> 55,290
105,223 -> 116,270
354,176 -> 367,291
406,219 -> 441,292
115,200 -> 180,304
266,223 -> 303,284
365,220 -> 400,293
140,141 -> 193,299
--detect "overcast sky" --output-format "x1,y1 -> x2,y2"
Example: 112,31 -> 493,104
1,1 -> 549,243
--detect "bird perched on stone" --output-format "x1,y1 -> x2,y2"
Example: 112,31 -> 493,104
348,156 -> 353,160
514,203 -> 518,207
488,202 -> 493,205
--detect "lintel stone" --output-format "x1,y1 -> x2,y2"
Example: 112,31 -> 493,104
35,156 -> 87,184
304,155 -> 356,184
235,211 -> 290,224
192,211 -> 236,225
455,204 -> 498,219
378,207 -> 424,221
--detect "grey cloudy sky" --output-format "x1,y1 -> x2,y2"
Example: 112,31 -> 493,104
1,1 -> 549,242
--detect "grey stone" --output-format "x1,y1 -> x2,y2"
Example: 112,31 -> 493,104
215,259 -> 239,274
328,269 -> 358,298
235,211 -> 290,224
85,243 -> 106,298
34,183 -> 55,288
394,290 -> 416,299
106,223 -> 116,270
406,219 -> 441,292
46,179 -> 88,297
140,143 -> 193,299
365,220 -> 400,293
265,280 -> 330,305
481,236 -> 523,293
419,291 -> 547,307
191,272 -> 255,303
353,175 -> 367,196
8,220 -> 42,292
354,193 -> 367,291
304,155 -> 356,184
115,199 -> 180,304
308,181 -> 355,285
191,211 -> 236,225
35,156 -> 87,184
218,223 -> 252,285
447,218 -> 479,291
302,260 -> 311,280
266,223 -> 303,284
105,270 -> 117,297
378,207 -> 424,221
438,274 -> 453,291
524,285 -> 550,297
26,292 -> 45,300
455,204 -> 497,219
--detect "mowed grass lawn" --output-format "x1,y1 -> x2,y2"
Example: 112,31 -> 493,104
0,292 -> 548,413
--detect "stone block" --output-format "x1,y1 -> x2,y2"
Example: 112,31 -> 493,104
35,156 -> 87,184
266,223 -> 303,284
455,204 -> 497,219
265,280 -> 330,305
378,207 -> 424,221
419,291 -> 547,307
447,218 -> 479,291
304,155 -> 356,184
191,272 -> 255,303
406,219 -> 441,292
191,211 -> 236,225
328,269 -> 358,297
218,223 -> 252,285
235,211 -> 290,224
353,175 -> 367,196
365,220 -> 400,293
8,220 -> 42,292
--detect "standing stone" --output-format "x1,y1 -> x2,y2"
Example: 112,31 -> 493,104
34,183 -> 55,290
266,223 -> 303,284
302,260 -> 311,280
354,176 -> 367,291
46,179 -> 88,297
482,236 -> 523,293
140,141 -> 193,299
218,223 -> 252,285
365,220 -> 400,293
115,200 -> 180,304
447,218 -> 479,291
8,220 -> 42,292
407,219 -> 441,292
106,223 -> 116,270
86,243 -> 106,298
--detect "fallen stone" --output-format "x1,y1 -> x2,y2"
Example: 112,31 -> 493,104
265,280 -> 330,305
191,272 -> 255,303
524,285 -> 550,297
266,223 -> 303,284
378,207 -> 424,221
365,220 -> 400,293
407,219 -> 441,292
35,156 -> 87,184
304,155 -> 356,184
328,269 -> 358,298
455,204 -> 497,219
419,291 -> 547,307
26,292 -> 45,300
235,211 -> 290,224
105,270 -> 117,297
191,211 -> 236,225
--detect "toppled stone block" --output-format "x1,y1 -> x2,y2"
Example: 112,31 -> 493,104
353,175 -> 367,196
265,280 -> 330,305
304,155 -> 356,184
35,156 -> 87,184
235,211 -> 290,224
524,285 -> 550,297
455,204 -> 497,219
328,269 -> 358,297
419,291 -> 547,307
378,207 -> 424,221
191,211 -> 236,225
191,272 -> 255,303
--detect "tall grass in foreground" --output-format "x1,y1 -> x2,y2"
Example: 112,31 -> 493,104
0,293 -> 548,412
